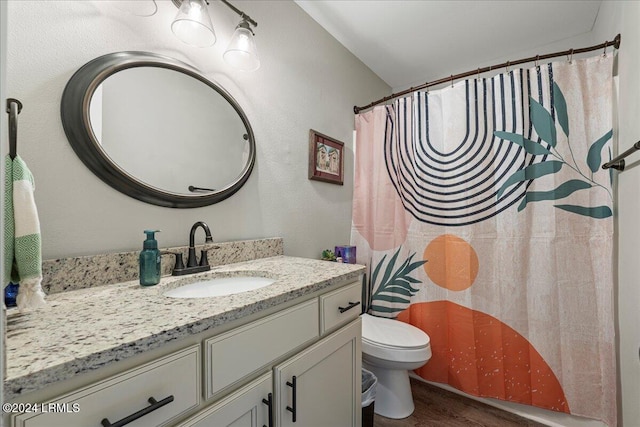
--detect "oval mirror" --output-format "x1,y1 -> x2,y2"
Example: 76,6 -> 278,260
61,51 -> 255,208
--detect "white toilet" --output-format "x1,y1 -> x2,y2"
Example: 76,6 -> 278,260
361,313 -> 431,419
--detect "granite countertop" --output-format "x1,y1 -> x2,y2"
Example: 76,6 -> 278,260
4,256 -> 365,400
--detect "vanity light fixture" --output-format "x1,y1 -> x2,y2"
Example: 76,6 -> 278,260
171,0 -> 260,71
223,16 -> 260,71
171,0 -> 216,47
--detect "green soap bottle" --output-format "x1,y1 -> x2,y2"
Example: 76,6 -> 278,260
140,230 -> 161,286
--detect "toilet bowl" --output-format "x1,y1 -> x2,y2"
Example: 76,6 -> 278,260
361,313 -> 431,419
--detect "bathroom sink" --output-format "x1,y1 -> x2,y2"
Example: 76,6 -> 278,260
164,276 -> 275,298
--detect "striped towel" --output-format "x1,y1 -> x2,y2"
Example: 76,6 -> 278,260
3,155 -> 46,311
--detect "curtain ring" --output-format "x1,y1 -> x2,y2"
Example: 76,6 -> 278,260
535,55 -> 540,68
603,43 -> 607,57
568,48 -> 574,64
450,75 -> 454,88
506,61 -> 511,73
476,68 -> 481,81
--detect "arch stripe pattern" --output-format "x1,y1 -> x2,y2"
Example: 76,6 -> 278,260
384,65 -> 555,226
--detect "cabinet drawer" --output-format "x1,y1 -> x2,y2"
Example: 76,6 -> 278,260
13,345 -> 200,427
205,299 -> 318,399
320,281 -> 361,334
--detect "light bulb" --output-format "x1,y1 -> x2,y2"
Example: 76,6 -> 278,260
171,0 -> 216,47
223,20 -> 260,71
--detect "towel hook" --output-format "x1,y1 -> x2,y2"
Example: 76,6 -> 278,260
6,98 -> 23,160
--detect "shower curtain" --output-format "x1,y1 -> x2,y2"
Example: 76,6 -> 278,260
351,55 -> 616,426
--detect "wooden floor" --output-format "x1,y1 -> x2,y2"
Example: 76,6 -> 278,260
372,378 -> 547,427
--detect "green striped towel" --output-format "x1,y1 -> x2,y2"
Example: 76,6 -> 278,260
3,155 -> 46,310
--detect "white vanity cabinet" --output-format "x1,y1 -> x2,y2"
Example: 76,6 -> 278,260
179,280 -> 363,427
177,319 -> 361,427
9,279 -> 363,427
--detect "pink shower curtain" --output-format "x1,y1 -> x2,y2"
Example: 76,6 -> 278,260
351,55 -> 616,425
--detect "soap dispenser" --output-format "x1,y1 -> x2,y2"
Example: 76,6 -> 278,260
140,230 -> 161,286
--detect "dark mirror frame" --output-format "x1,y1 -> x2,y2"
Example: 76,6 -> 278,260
61,51 -> 256,208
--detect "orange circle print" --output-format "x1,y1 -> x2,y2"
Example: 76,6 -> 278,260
423,234 -> 479,291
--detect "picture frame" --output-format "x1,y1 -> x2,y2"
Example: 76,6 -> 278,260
308,129 -> 344,185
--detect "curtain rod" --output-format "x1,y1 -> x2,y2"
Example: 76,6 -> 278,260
354,34 -> 621,114
172,0 -> 258,27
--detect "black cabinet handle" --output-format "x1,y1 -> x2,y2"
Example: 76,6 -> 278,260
286,376 -> 297,423
100,395 -> 174,427
262,392 -> 273,427
338,301 -> 361,313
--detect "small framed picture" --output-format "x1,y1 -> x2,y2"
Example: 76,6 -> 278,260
308,129 -> 344,185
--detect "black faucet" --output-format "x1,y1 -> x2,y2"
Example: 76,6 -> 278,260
171,221 -> 217,276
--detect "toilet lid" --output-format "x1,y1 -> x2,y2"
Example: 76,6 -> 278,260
361,313 -> 430,349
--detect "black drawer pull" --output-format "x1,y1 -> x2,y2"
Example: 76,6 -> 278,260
101,395 -> 174,427
286,376 -> 297,422
338,301 -> 360,313
262,392 -> 273,427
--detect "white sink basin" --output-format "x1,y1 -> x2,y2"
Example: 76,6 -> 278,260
164,276 -> 275,299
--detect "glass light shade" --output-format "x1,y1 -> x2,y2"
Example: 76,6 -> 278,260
171,0 -> 216,48
223,23 -> 260,71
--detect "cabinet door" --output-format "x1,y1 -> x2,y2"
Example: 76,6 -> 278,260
274,319 -> 361,427
177,372 -> 273,427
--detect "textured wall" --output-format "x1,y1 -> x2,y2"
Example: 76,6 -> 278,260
592,2 -> 640,426
5,0 -> 389,259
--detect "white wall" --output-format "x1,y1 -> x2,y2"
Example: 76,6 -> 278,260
5,0 -> 389,260
591,2 -> 640,426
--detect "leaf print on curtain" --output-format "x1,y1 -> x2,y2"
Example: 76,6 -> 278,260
351,54 -> 616,426
367,246 -> 426,316
495,82 -> 613,218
